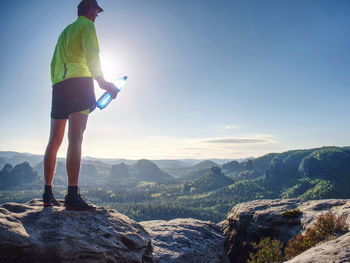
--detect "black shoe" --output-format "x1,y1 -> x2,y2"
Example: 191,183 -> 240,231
43,192 -> 62,207
64,193 -> 96,211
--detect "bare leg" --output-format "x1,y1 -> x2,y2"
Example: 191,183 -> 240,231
44,118 -> 67,186
66,112 -> 88,186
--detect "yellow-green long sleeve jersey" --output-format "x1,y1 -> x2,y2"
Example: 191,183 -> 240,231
50,16 -> 103,86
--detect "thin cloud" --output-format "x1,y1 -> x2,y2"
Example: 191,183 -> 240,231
203,138 -> 268,144
180,147 -> 220,151
224,125 -> 241,130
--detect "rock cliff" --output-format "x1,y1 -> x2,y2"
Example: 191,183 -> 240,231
2,198 -> 350,263
285,231 -> 350,263
0,198 -> 153,263
220,199 -> 350,263
0,199 -> 227,263
140,218 -> 229,263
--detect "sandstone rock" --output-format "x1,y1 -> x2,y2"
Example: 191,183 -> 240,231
285,232 -> 350,263
220,199 -> 350,263
140,218 -> 229,263
0,198 -> 153,263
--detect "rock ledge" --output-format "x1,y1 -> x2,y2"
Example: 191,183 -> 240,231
0,198 -> 153,263
141,218 -> 229,263
221,199 -> 350,263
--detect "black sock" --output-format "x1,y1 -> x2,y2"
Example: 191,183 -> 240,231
44,185 -> 53,195
68,186 -> 78,196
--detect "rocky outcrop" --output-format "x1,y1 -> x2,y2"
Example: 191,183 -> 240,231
285,231 -> 350,263
0,199 -> 229,263
140,218 -> 229,263
3,198 -> 350,263
220,199 -> 350,263
0,198 -> 153,263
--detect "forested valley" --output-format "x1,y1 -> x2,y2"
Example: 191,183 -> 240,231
1,146 -> 350,223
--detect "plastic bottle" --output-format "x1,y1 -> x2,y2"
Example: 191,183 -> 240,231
96,76 -> 127,110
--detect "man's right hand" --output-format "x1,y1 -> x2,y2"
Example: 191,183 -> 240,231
96,76 -> 119,99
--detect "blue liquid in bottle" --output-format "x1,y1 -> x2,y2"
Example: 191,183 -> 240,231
96,76 -> 127,110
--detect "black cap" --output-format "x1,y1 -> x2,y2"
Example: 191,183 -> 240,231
78,0 -> 104,13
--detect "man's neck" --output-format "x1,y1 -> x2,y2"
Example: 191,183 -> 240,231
79,15 -> 94,23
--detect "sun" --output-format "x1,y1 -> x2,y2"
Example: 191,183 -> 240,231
100,54 -> 118,82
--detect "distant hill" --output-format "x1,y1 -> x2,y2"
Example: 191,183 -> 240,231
204,146 -> 350,203
131,159 -> 174,182
2,146 -> 350,224
83,157 -> 137,166
222,153 -> 278,180
82,157 -> 223,168
110,159 -> 175,184
0,151 -> 19,159
168,160 -> 221,182
0,151 -> 235,173
192,160 -> 220,170
4,147 -> 350,202
0,162 -> 40,189
81,159 -> 111,177
80,156 -> 235,169
184,167 -> 234,194
152,159 -> 236,169
265,146 -> 350,198
79,163 -> 102,184
179,168 -> 212,182
0,151 -> 43,167
151,160 -> 195,169
209,158 -> 248,164
110,162 -> 130,181
0,157 -> 8,170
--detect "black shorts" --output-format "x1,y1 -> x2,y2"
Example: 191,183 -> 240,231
51,77 -> 96,119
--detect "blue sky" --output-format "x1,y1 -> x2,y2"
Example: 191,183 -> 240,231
0,0 -> 349,159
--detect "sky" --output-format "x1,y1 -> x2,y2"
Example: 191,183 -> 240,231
1,0 -> 350,160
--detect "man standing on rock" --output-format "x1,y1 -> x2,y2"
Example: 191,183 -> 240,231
43,0 -> 119,210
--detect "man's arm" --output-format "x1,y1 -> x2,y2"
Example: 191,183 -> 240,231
81,23 -> 118,99
81,22 -> 103,79
50,47 -> 57,83
96,76 -> 119,99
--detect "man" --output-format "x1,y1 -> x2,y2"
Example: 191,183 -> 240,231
43,0 -> 119,210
